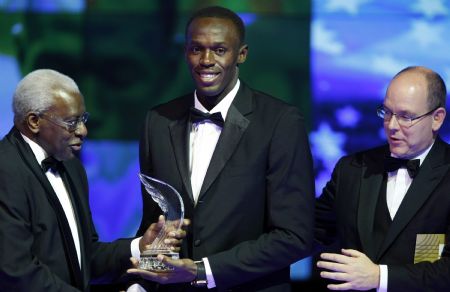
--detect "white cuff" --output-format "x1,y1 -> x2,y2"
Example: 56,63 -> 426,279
131,237 -> 142,260
127,283 -> 147,292
203,257 -> 216,289
377,265 -> 388,292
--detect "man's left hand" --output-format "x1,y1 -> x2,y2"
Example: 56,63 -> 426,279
139,216 -> 190,253
127,255 -> 197,284
317,249 -> 380,291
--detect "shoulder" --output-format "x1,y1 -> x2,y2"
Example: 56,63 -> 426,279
239,83 -> 305,126
337,145 -> 388,169
146,93 -> 193,122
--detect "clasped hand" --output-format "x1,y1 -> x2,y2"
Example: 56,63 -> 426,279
131,216 -> 196,284
317,249 -> 380,291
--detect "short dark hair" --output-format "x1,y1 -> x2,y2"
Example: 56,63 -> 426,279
185,6 -> 245,45
394,66 -> 447,109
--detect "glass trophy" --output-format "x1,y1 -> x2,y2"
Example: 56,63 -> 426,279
138,173 -> 185,271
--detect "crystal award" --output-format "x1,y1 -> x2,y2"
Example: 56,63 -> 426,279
138,173 -> 185,271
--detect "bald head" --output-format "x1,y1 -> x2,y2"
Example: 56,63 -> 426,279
392,66 -> 446,111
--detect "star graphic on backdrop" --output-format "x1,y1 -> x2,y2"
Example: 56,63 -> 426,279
310,122 -> 346,171
411,0 -> 448,19
325,0 -> 371,15
407,20 -> 443,48
314,170 -> 334,197
312,20 -> 345,55
335,106 -> 361,128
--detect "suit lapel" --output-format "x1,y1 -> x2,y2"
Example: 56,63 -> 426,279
8,128 -> 84,288
61,161 -> 89,285
357,148 -> 387,260
376,138 -> 450,260
198,83 -> 251,201
169,108 -> 195,203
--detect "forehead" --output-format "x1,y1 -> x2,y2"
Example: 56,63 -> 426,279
186,17 -> 239,44
385,72 -> 428,111
49,90 -> 85,116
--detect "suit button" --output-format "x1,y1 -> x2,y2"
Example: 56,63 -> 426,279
194,239 -> 201,246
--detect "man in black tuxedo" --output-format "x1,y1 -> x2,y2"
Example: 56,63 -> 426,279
0,69 -> 185,291
315,66 -> 450,291
128,5 -> 314,292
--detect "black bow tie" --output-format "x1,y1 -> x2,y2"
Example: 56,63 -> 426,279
384,156 -> 420,178
190,107 -> 224,127
41,156 -> 64,173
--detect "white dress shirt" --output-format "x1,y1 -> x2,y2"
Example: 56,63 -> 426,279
378,142 -> 434,292
128,81 -> 241,292
189,80 -> 240,289
22,134 -> 142,272
22,134 -> 82,267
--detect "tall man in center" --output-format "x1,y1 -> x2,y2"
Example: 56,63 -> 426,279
131,6 -> 314,291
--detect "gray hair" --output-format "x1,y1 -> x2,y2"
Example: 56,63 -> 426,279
13,69 -> 80,124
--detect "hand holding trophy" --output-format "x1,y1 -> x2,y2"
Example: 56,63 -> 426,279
138,173 -> 185,271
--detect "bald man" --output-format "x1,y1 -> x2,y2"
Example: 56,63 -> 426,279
315,66 -> 450,292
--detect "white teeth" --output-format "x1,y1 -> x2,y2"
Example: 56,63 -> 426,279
200,73 -> 216,79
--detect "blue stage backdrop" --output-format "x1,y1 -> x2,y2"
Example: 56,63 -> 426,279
1,0 -> 450,285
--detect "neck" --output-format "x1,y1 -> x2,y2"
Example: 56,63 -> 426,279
197,71 -> 239,111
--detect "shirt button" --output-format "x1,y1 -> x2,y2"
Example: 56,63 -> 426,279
194,239 -> 201,246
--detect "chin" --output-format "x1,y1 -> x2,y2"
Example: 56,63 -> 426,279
389,146 -> 407,158
197,87 -> 220,97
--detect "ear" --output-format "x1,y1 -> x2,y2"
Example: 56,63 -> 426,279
432,107 -> 446,132
26,113 -> 41,134
237,44 -> 248,64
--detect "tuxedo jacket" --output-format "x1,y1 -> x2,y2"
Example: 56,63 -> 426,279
136,82 -> 315,291
0,128 -> 132,292
315,137 -> 450,292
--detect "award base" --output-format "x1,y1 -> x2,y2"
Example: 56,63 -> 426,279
139,249 -> 179,271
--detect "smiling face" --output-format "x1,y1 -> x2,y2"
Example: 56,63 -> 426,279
384,71 -> 445,158
34,90 -> 88,161
185,17 -> 248,108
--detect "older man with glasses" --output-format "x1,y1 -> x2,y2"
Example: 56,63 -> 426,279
0,69 -> 186,291
315,66 -> 450,291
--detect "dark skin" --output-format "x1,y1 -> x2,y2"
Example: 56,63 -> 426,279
19,91 -> 188,255
127,16 -> 248,283
185,17 -> 248,110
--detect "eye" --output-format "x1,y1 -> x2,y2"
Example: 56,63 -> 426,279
65,119 -> 78,127
215,47 -> 226,55
190,46 -> 201,54
397,114 -> 412,122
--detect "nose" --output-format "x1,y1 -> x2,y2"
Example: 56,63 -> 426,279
200,49 -> 215,67
386,114 -> 400,131
74,121 -> 88,137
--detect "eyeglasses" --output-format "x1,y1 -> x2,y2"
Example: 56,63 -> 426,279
39,112 -> 89,132
376,105 -> 438,128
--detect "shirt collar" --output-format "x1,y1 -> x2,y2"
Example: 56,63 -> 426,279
194,79 -> 240,121
20,133 -> 49,166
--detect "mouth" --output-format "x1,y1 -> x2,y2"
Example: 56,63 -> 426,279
196,71 -> 220,84
70,142 -> 83,152
388,136 -> 403,144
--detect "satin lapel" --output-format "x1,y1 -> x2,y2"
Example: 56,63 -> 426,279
8,129 -> 84,288
377,139 -> 450,260
169,115 -> 194,203
357,148 -> 387,260
198,85 -> 251,200
60,161 -> 89,285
